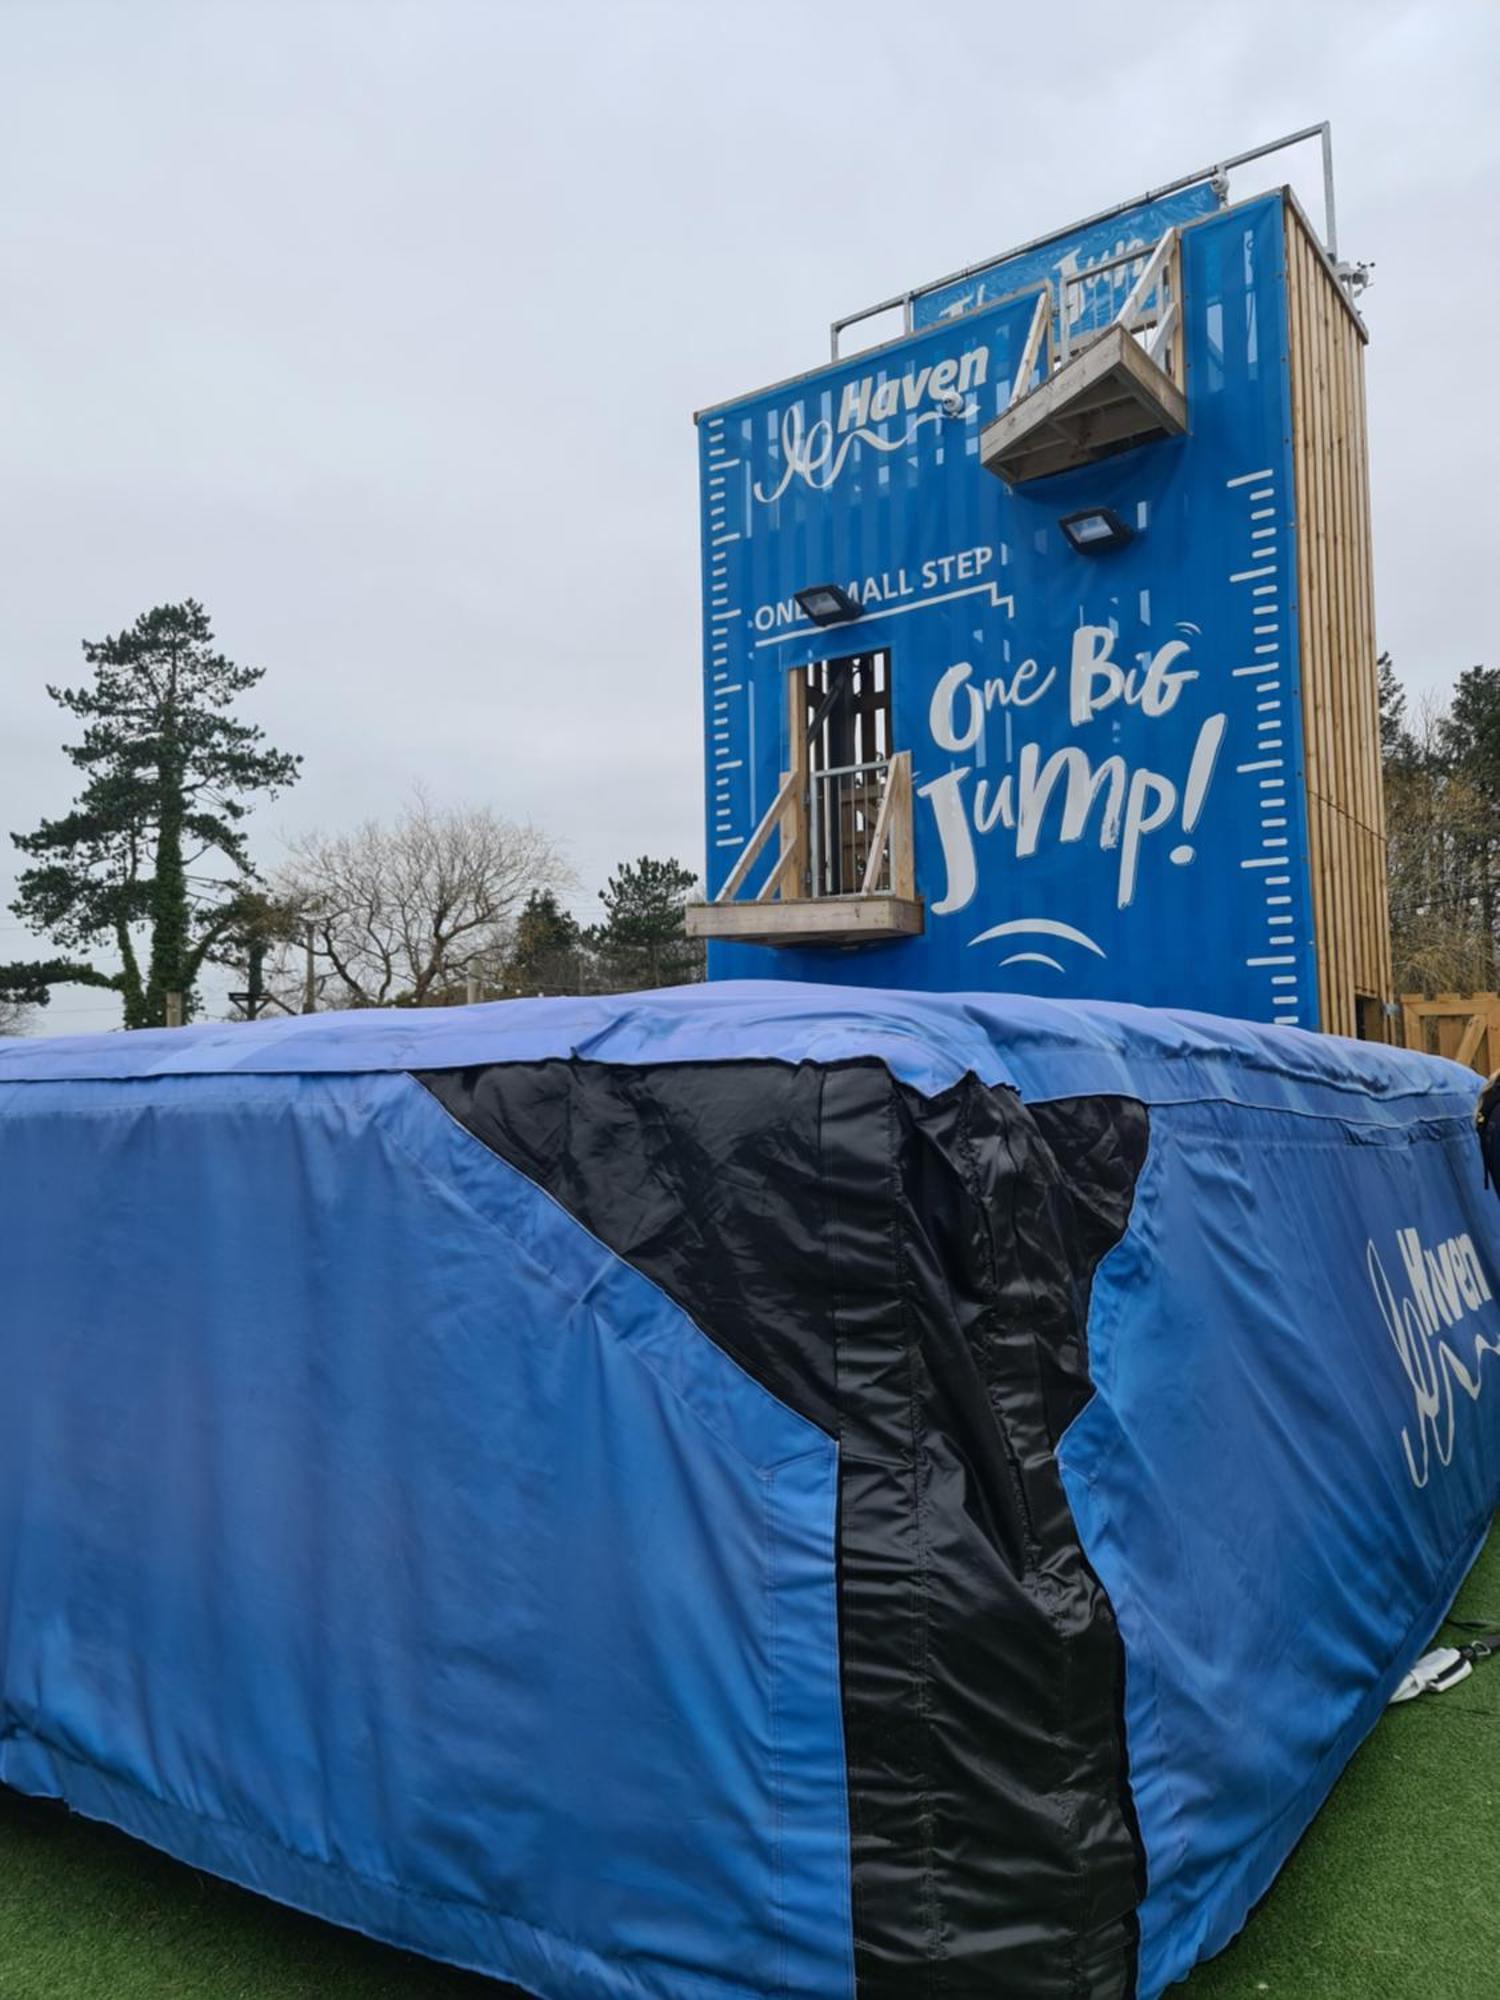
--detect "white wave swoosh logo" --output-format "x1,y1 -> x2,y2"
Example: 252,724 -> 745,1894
968,917 -> 1108,973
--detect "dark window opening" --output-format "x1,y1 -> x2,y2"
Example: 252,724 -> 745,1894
802,652 -> 892,895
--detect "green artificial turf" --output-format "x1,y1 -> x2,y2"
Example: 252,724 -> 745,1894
0,1787 -> 498,2000
1178,1514 -> 1500,1999
1,1522 -> 1496,2000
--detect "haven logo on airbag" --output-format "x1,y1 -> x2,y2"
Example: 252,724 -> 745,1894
1367,1226 -> 1500,1487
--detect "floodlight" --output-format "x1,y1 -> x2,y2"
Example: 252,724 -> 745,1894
1059,508 -> 1134,554
794,583 -> 863,626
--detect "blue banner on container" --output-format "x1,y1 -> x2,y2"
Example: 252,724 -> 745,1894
698,193 -> 1313,1025
911,182 -> 1221,328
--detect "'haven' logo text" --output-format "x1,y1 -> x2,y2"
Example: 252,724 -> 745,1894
1367,1224 -> 1500,1487
752,346 -> 990,506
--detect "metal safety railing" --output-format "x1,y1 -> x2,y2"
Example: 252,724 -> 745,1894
831,121 -> 1340,360
707,750 -> 915,912
810,758 -> 892,897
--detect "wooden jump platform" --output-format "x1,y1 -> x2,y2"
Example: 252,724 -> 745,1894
980,324 -> 1187,486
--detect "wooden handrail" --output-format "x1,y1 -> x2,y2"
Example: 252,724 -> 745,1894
888,753 -> 915,899
1009,289 -> 1053,410
756,840 -> 802,904
1146,299 -> 1179,366
1116,227 -> 1176,329
716,768 -> 800,904
717,748 -> 914,909
859,751 -> 906,892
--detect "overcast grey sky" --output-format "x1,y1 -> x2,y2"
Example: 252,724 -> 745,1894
5,0 -> 1497,1032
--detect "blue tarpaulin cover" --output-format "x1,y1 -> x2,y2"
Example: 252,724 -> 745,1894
1,983 -> 1497,1999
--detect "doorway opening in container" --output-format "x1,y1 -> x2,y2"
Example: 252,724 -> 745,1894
802,651 -> 892,896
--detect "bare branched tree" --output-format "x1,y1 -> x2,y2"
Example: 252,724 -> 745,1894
0,996 -> 33,1037
271,792 -> 573,1010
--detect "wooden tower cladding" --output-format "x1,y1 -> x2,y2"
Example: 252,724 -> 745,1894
1285,200 -> 1392,1038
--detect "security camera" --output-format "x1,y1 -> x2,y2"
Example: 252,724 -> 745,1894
939,390 -> 967,418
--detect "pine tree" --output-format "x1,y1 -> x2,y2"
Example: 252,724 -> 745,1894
1443,665 -> 1500,793
4,601 -> 300,1028
505,889 -> 583,995
1439,664 -> 1500,986
590,856 -> 704,990
1377,651 -> 1413,765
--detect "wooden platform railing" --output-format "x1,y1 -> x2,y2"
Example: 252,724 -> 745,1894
856,751 -> 915,898
1004,228 -> 1185,416
712,751 -> 914,910
982,228 -> 1186,487
1061,227 -> 1183,383
685,750 -> 922,949
713,766 -> 804,907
